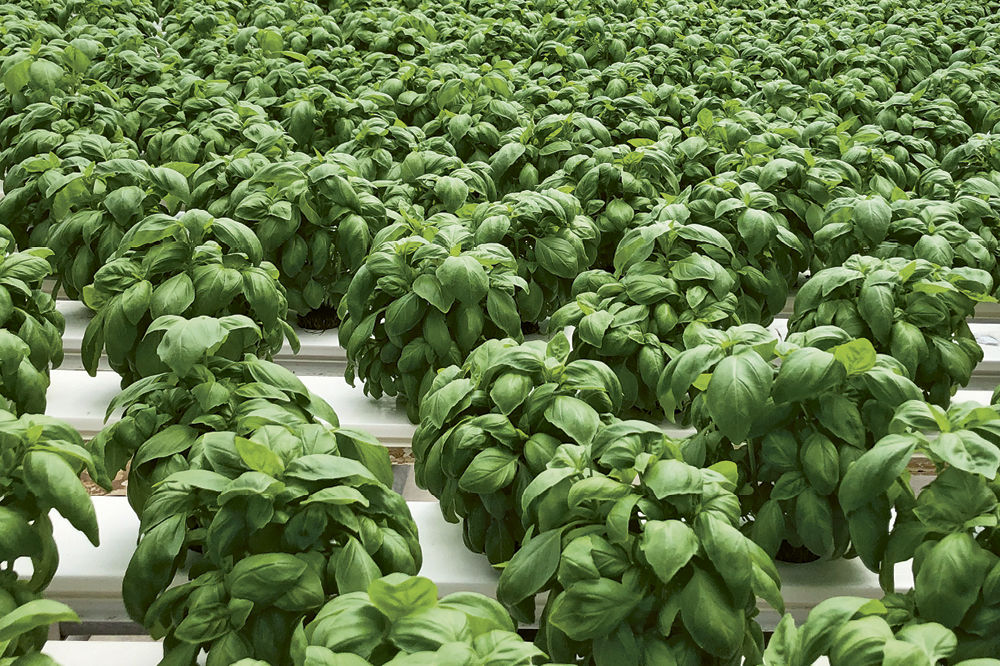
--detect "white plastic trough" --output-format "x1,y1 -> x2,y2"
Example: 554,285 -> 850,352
20,496 -> 912,637
56,299 -> 1000,389
45,370 -> 417,447
56,300 -> 345,376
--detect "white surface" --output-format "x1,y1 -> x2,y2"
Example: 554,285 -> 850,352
37,641 -> 829,666
23,497 -> 911,633
761,557 -> 912,628
45,370 -> 417,446
59,298 -> 1000,381
43,641 -> 164,666
18,497 -> 505,625
780,292 -> 1000,322
56,300 -> 346,375
768,318 -> 1000,390
45,368 -> 696,446
41,367 -> 995,448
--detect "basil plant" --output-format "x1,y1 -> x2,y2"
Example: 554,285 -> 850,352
413,333 -> 621,564
123,415 -> 420,666
662,325 -> 923,561
469,189 -> 603,325
294,574 -> 571,666
41,159 -> 196,299
81,209 -> 299,385
89,352 -> 371,516
765,596 -> 1000,666
0,226 -> 64,415
0,410 -> 99,661
340,206 -> 525,422
789,255 -> 991,406
497,421 -> 783,666
839,398 -> 1000,659
205,154 -> 388,317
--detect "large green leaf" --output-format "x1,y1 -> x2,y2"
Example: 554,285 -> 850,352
640,520 -> 698,585
704,351 -> 772,443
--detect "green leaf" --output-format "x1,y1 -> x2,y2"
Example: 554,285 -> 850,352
882,640 -> 931,666
853,196 -> 892,244
242,268 -> 281,328
496,529 -> 562,610
490,143 -> 525,182
679,567 -> 746,658
104,186 -> 146,226
368,574 -> 438,622
828,616 -> 895,666
546,331 -> 570,364
535,237 -> 579,279
858,282 -> 895,343
434,176 -> 469,213
817,394 -> 865,448
334,537 -> 382,594
796,597 -> 880,665
915,533 -> 990,628
149,167 -> 190,203
413,274 -> 455,313
458,448 -> 517,494
839,434 -> 918,513
643,459 -> 701,499
28,59 -> 64,92
544,395 -> 600,445
258,28 -> 284,55
641,520 -> 698,585
757,158 -> 796,190
422,378 -> 473,430
486,288 -> 521,338
123,514 -> 187,622
547,577 -> 637,642
800,433 -> 840,496
772,348 -> 846,404
893,623 -> 957,663
490,373 -> 532,416
833,338 -> 878,376
794,489 -> 834,558
22,451 -> 98,546
696,514 -> 752,600
762,614 -> 798,666
62,43 -> 92,74
751,499 -> 785,558
578,310 -> 614,347
234,437 -> 285,477
151,316 -> 229,376
227,553 -> 307,604
737,208 -> 776,256
0,506 -> 40,560
437,592 -> 515,635
927,431 -> 1000,479
133,424 -> 198,469
0,599 -> 78,642
704,351 -> 772,443
1,56 -> 31,94
437,256 -> 488,304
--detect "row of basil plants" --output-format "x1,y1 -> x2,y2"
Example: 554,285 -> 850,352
4,0 -> 1000,664
0,224 -> 106,666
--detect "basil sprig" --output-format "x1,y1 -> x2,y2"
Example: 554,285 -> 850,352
497,420 -> 782,665
340,207 -> 525,422
413,333 -> 621,564
0,227 -> 64,415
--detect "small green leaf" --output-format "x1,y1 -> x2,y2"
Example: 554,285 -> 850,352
368,574 -> 438,622
641,520 -> 698,585
437,256 -> 488,304
544,395 -> 600,445
234,437 -> 285,477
